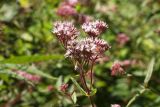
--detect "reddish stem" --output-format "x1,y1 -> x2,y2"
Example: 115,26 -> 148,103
78,63 -> 94,107
90,62 -> 94,90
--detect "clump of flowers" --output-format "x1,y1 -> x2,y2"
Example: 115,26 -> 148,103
52,19 -> 109,107
56,0 -> 94,24
111,61 -> 125,76
116,33 -> 130,45
57,0 -> 79,17
82,20 -> 108,37
65,37 -> 110,62
52,21 -> 79,47
57,4 -> 77,17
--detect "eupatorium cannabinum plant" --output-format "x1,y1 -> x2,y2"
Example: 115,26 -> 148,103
52,20 -> 111,107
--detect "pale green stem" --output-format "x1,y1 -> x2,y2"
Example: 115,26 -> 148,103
126,88 -> 146,107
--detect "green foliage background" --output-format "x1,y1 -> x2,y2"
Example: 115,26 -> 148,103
0,0 -> 160,107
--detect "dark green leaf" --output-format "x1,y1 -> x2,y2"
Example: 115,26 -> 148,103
0,54 -> 64,64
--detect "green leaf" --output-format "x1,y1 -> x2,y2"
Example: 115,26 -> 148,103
0,54 -> 64,64
71,92 -> 77,104
56,76 -> 63,88
0,4 -> 18,21
27,65 -> 57,80
89,88 -> 97,96
144,58 -> 155,87
70,77 -> 87,96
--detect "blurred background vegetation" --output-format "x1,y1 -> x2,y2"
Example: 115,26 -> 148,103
0,0 -> 160,107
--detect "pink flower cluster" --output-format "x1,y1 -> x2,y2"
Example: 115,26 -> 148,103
116,33 -> 130,45
52,20 -> 110,62
65,37 -> 110,61
16,70 -> 41,82
111,61 -> 125,76
57,0 -> 79,17
52,21 -> 79,46
82,20 -> 108,37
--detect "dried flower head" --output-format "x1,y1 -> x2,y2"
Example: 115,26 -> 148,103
57,4 -> 77,17
82,20 -> 108,37
111,104 -> 121,107
52,21 -> 79,46
60,83 -> 68,92
65,37 -> 110,61
111,61 -> 125,76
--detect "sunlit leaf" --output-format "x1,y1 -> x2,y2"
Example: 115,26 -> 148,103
144,58 -> 155,87
27,65 -> 57,80
71,92 -> 77,104
18,0 -> 31,8
56,76 -> 63,88
70,77 -> 87,96
89,88 -> 97,96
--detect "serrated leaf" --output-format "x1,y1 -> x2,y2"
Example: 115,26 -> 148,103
0,54 -> 64,64
70,77 -> 87,96
144,58 -> 155,86
71,92 -> 77,104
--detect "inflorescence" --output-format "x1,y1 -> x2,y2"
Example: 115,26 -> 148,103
52,20 -> 110,63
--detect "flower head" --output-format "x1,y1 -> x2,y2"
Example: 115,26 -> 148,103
82,20 -> 108,37
57,4 -> 77,17
52,21 -> 79,46
111,61 -> 125,76
65,37 -> 110,61
116,33 -> 130,45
